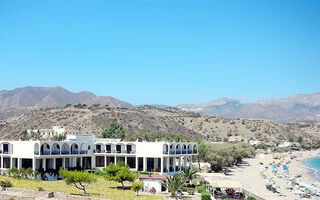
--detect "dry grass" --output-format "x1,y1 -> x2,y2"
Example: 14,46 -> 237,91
0,176 -> 164,200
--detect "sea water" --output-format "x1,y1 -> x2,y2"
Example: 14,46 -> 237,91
304,157 -> 320,179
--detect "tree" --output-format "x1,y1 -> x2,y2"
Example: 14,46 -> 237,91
196,141 -> 208,170
103,163 -> 137,189
101,121 -> 126,140
131,181 -> 143,196
59,169 -> 97,194
181,167 -> 198,186
163,174 -> 186,197
92,104 -> 100,108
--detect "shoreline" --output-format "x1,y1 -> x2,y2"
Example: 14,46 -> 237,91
300,155 -> 320,181
287,150 -> 320,184
202,150 -> 320,200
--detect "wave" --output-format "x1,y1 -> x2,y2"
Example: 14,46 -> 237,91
302,157 -> 320,180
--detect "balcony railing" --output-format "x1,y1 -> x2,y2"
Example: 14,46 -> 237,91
176,150 -> 181,154
169,150 -> 175,154
0,150 -> 12,154
41,151 -> 50,155
34,151 -> 39,155
61,151 -> 70,155
187,150 -> 192,154
93,149 -> 136,154
80,150 -> 88,154
94,149 -> 105,153
71,150 -> 79,154
182,150 -> 186,154
163,151 -> 168,154
51,150 -> 60,155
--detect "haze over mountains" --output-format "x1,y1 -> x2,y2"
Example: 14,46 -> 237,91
1,86 -> 320,123
0,86 -> 134,120
0,86 -> 134,110
178,93 -> 320,123
0,86 -> 320,143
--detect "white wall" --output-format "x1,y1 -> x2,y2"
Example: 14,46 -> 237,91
142,179 -> 163,193
135,142 -> 165,157
11,141 -> 37,158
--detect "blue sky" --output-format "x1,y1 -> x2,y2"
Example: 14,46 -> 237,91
0,0 -> 320,105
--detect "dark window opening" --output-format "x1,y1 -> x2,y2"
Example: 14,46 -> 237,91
21,159 -> 32,169
96,156 -> 105,167
126,157 -> 136,168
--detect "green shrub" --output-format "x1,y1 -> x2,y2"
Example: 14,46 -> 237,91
0,179 -> 13,189
187,188 -> 195,195
201,191 -> 211,200
7,167 -> 35,179
131,181 -> 143,196
246,197 -> 256,200
198,185 -> 206,193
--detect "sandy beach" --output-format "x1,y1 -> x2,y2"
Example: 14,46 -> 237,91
201,150 -> 320,200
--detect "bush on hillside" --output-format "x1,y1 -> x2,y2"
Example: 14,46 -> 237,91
197,185 -> 206,193
201,191 -> 211,200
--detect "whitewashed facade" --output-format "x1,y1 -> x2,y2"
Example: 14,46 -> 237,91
0,135 -> 198,175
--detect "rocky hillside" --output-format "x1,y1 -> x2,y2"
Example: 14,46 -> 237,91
178,92 -> 320,123
0,86 -> 134,112
0,106 -> 319,144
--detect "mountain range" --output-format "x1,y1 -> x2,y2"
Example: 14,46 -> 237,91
0,86 -> 320,143
0,86 -> 134,120
178,93 -> 320,123
0,86 -> 134,110
1,86 -> 320,123
1,105 -> 319,145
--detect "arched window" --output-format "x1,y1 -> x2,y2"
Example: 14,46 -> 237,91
187,144 -> 192,154
193,144 -> 198,154
40,143 -> 50,155
61,143 -> 70,154
51,143 -> 60,155
170,144 -> 175,154
182,144 -> 187,154
176,144 -> 181,154
71,143 -> 79,154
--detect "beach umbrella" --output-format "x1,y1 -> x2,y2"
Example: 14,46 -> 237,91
272,164 -> 278,171
283,165 -> 289,172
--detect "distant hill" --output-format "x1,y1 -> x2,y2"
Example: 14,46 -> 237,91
178,92 -> 320,123
0,106 -> 319,145
0,86 -> 134,119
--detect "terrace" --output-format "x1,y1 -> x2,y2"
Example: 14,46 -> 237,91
163,143 -> 198,155
35,142 -> 90,156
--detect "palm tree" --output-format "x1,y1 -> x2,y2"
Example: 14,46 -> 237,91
181,167 -> 198,186
163,174 -> 186,198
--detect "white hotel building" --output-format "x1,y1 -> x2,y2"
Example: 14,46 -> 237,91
0,134 -> 198,175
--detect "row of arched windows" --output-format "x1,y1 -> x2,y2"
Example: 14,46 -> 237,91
163,143 -> 197,154
34,143 -> 91,155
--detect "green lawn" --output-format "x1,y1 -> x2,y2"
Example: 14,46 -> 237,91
0,176 -> 164,200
